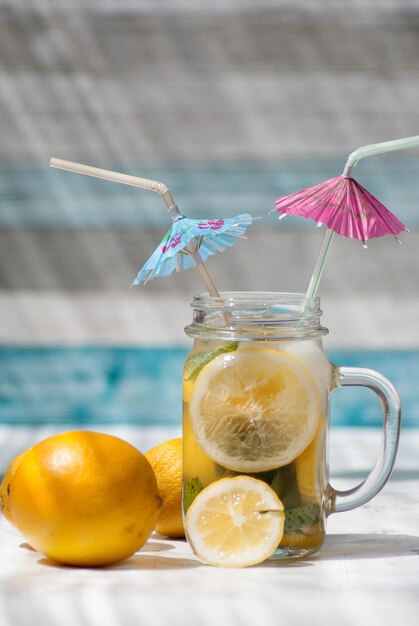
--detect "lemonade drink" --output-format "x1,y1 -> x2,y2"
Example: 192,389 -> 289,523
182,293 -> 331,558
182,292 -> 401,565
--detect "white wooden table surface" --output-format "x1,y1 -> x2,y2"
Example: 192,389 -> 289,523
0,429 -> 418,626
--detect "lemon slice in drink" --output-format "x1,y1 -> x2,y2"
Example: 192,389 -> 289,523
189,347 -> 320,472
295,419 -> 326,503
185,476 -> 284,567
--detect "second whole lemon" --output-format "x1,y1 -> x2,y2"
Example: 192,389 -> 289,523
1,431 -> 162,566
145,438 -> 184,538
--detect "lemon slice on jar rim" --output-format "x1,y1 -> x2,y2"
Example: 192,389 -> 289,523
189,346 -> 320,473
185,476 -> 285,568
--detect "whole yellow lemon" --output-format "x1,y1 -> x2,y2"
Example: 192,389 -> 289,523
145,438 -> 184,538
0,431 -> 162,567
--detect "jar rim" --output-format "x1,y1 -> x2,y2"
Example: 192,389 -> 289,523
187,291 -> 327,340
191,291 -> 320,311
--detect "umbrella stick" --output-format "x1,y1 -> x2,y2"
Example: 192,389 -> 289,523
193,254 -> 220,297
305,134 -> 419,300
50,158 -> 220,297
305,228 -> 335,300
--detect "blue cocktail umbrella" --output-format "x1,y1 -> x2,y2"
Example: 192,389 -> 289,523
50,158 -> 253,296
132,210 -> 253,286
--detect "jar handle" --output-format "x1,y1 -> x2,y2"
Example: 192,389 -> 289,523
327,367 -> 401,515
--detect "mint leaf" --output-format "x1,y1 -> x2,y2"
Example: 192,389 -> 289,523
269,470 -> 285,498
284,504 -> 321,533
183,477 -> 204,512
184,342 -> 239,380
269,464 -> 301,508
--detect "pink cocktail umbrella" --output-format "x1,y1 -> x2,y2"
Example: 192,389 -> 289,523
273,135 -> 419,298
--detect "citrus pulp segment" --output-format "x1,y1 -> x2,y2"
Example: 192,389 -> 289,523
185,476 -> 284,567
189,347 -> 320,472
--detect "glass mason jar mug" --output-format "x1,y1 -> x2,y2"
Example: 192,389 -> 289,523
182,292 -> 401,563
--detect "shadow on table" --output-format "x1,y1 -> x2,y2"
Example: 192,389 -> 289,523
115,554 -> 202,570
139,540 -> 176,553
36,541 -> 202,571
37,553 -> 202,570
35,534 -> 419,570
118,534 -> 419,568
318,533 -> 419,560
